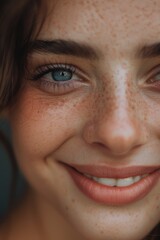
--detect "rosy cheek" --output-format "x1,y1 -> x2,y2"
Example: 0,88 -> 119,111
9,92 -> 65,156
9,85 -> 90,159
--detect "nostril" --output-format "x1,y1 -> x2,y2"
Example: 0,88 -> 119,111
93,141 -> 142,157
82,113 -> 147,157
84,122 -> 146,156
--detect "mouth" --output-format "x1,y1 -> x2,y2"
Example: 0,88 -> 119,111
60,162 -> 160,205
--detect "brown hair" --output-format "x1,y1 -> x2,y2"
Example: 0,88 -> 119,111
0,0 -> 44,110
0,0 -> 159,239
0,0 -> 45,212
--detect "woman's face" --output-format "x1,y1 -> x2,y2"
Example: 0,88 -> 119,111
9,0 -> 160,239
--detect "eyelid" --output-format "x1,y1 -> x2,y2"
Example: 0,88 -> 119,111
31,63 -> 90,82
28,62 -> 92,95
145,64 -> 160,83
146,64 -> 160,78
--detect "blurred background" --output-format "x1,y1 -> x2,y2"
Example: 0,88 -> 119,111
0,118 -> 25,218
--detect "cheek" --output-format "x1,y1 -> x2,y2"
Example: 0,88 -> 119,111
9,88 -> 83,160
8,86 -> 92,207
143,96 -> 160,138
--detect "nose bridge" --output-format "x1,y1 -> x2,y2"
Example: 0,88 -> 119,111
100,62 -> 136,121
101,66 -> 138,139
112,76 -> 135,122
84,63 -> 146,156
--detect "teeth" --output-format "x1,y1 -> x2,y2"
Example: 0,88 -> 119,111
134,176 -> 141,183
93,177 -> 117,187
84,174 -> 149,187
116,177 -> 134,187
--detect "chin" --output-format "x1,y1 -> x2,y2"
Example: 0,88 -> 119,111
73,222 -> 153,240
62,201 -> 159,240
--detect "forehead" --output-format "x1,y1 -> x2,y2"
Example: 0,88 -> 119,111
39,0 -> 160,54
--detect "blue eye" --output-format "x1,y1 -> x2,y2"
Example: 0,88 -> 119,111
52,68 -> 73,81
30,63 -> 88,95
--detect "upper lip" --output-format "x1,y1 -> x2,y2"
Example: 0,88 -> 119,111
63,163 -> 160,178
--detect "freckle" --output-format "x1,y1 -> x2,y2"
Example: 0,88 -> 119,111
144,114 -> 147,121
65,206 -> 69,211
135,214 -> 139,219
71,198 -> 75,203
128,212 -> 132,217
134,225 -> 138,230
100,230 -> 104,235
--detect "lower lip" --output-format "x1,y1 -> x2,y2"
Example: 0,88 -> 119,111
66,166 -> 160,205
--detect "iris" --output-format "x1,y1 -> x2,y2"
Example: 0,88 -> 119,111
52,68 -> 72,81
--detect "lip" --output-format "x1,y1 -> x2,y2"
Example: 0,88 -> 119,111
67,164 -> 160,178
61,163 -> 160,205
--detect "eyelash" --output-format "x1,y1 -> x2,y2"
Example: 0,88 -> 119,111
30,63 -> 86,95
147,72 -> 160,84
146,66 -> 160,88
29,62 -> 160,95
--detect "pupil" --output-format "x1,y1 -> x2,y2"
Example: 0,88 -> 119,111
52,69 -> 72,81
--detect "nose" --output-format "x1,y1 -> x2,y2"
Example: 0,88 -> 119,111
83,95 -> 147,156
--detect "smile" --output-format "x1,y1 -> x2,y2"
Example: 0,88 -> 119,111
61,163 -> 160,206
83,173 -> 148,187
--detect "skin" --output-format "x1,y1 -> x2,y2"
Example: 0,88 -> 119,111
2,0 -> 160,239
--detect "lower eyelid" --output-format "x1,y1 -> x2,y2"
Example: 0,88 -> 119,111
36,77 -> 87,95
28,62 -> 94,95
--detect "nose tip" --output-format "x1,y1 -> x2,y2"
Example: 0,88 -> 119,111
83,114 -> 146,156
101,122 -> 141,155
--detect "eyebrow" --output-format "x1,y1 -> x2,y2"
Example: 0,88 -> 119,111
137,42 -> 160,58
28,39 -> 160,60
28,39 -> 100,60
